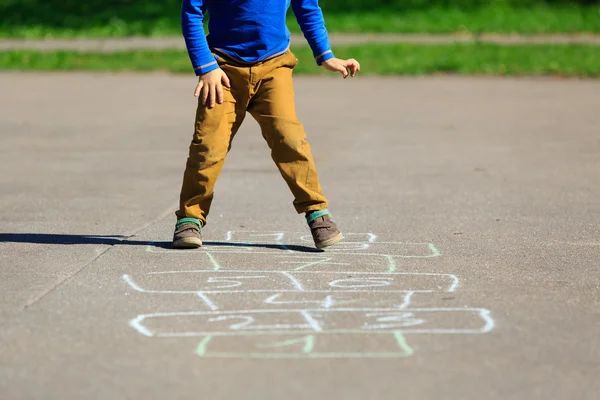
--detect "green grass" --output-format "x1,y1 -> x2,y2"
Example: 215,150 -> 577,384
2,43 -> 600,76
1,5 -> 599,38
320,6 -> 600,34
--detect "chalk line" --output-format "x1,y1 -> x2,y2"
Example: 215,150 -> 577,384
273,256 -> 351,271
132,307 -> 492,318
196,352 -> 413,359
146,249 -> 439,258
205,252 -> 221,271
146,270 -> 456,278
398,292 -> 415,309
196,336 -> 213,356
393,332 -> 415,356
385,255 -> 396,272
280,271 -> 305,291
123,274 -> 151,292
257,335 -> 315,353
141,325 -> 494,338
447,275 -> 459,292
263,294 -> 357,309
362,311 -> 425,330
126,286 -> 432,295
157,329 -> 490,337
196,292 -> 218,310
322,295 -> 336,309
300,311 -> 323,332
146,243 -> 440,258
478,309 -> 495,333
428,243 -> 441,257
129,315 -> 154,337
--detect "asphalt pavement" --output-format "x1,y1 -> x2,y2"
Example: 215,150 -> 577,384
0,72 -> 599,399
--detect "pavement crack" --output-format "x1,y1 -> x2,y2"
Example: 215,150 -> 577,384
22,202 -> 177,311
23,246 -> 113,310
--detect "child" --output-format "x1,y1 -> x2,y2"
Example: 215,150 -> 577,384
174,0 -> 360,249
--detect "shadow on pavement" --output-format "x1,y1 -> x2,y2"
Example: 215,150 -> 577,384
202,241 -> 323,253
0,233 -> 129,246
0,233 -> 321,253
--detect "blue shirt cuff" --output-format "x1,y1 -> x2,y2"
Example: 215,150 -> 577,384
193,59 -> 219,76
316,50 -> 334,66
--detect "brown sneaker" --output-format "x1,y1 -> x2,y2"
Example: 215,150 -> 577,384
307,210 -> 343,249
172,218 -> 202,249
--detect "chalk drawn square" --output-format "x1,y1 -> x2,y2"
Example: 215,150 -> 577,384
129,308 -> 493,337
288,271 -> 455,292
123,271 -> 302,294
313,308 -> 494,333
195,332 -> 414,359
132,310 -> 318,337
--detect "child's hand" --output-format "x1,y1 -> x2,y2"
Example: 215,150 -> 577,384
194,68 -> 231,107
322,58 -> 360,78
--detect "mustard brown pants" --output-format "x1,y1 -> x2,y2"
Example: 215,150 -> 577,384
176,51 -> 329,226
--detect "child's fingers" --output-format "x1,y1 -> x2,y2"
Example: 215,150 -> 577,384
346,59 -> 360,77
322,59 -> 348,77
201,84 -> 210,105
216,83 -> 224,104
209,84 -> 217,108
221,71 -> 231,88
194,81 -> 203,97
336,64 -> 348,78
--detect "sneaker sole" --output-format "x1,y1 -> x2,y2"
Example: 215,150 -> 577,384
173,237 -> 203,249
315,232 -> 343,249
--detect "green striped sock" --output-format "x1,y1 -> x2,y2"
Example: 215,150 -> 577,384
176,217 -> 202,231
306,209 -> 331,224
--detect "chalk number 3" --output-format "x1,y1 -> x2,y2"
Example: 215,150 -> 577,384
362,312 -> 424,330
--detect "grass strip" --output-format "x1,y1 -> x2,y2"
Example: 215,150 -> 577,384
1,6 -> 599,38
322,6 -> 600,34
2,43 -> 600,77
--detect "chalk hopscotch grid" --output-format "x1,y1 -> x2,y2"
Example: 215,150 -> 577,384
127,232 -> 494,358
145,231 -> 440,258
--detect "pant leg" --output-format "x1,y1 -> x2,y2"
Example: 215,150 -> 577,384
176,62 -> 249,226
247,52 -> 328,213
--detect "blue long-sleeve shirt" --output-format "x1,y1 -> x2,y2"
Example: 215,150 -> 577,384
181,0 -> 335,76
